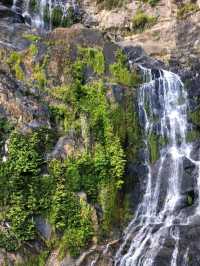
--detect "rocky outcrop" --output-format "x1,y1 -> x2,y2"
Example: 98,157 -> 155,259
0,70 -> 49,129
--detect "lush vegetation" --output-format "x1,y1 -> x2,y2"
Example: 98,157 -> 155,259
0,42 -> 142,262
132,10 -> 157,33
0,129 -> 94,256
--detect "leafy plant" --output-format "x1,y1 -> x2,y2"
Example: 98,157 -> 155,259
110,50 -> 140,86
177,3 -> 199,19
7,52 -> 24,80
132,10 -> 157,33
0,129 -> 53,249
140,0 -> 160,7
96,0 -> 125,10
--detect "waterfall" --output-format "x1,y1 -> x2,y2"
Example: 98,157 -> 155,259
11,0 -> 78,29
115,68 -> 200,265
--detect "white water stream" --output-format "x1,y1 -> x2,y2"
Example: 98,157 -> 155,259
115,68 -> 200,265
12,0 -> 78,29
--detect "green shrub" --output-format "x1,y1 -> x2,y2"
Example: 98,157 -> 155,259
78,47 -> 105,75
29,44 -> 38,56
50,183 -> 94,257
140,0 -> 160,7
51,7 -> 63,27
62,7 -> 77,27
33,64 -> 47,89
16,251 -> 49,266
148,0 -> 160,6
48,81 -> 126,236
0,129 -> 52,249
96,0 -> 125,9
132,10 -> 157,33
50,188 -> 81,231
7,52 -> 24,81
110,50 -> 140,86
0,230 -> 19,252
51,6 -> 77,28
177,3 -> 199,19
59,199 -> 93,257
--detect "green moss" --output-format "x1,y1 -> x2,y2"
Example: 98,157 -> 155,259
177,3 -> 199,19
187,195 -> 193,206
7,52 -> 24,81
186,129 -> 200,142
29,44 -> 38,57
132,10 -> 157,33
189,108 -> 200,126
33,64 -> 47,89
122,194 -> 132,225
184,79 -> 193,90
148,133 -> 167,163
148,133 -> 159,163
98,179 -> 117,234
23,34 -> 41,42
109,89 -> 143,162
127,106 -> 143,160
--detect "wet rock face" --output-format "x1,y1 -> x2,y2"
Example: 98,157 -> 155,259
151,223 -> 200,266
0,0 -> 13,6
122,45 -> 165,70
0,70 -> 49,129
35,217 -> 52,241
0,4 -> 23,22
0,1 -> 31,50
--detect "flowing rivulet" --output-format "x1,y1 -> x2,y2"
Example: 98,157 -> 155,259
115,68 -> 200,266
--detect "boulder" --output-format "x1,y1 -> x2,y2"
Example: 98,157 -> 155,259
35,217 -> 52,241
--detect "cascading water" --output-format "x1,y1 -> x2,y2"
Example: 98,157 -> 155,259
115,68 -> 200,265
12,0 -> 79,29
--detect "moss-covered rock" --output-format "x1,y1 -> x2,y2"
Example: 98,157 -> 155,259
189,108 -> 200,127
